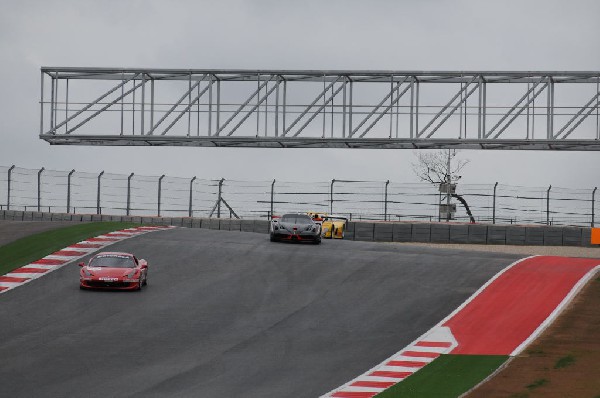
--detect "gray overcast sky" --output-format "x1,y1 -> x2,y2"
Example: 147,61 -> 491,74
1,0 -> 599,187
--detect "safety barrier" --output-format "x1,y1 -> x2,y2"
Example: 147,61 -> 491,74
1,209 -> 597,248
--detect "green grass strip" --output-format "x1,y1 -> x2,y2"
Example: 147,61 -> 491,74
375,354 -> 508,398
0,222 -> 141,276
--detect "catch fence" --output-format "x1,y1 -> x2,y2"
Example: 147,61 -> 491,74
0,165 -> 597,227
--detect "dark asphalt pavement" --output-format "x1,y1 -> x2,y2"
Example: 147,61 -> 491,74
0,228 -> 522,397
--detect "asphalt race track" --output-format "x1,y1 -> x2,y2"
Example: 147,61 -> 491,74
0,228 -> 522,398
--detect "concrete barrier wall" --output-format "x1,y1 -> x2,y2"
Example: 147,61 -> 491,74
0,209 -> 596,247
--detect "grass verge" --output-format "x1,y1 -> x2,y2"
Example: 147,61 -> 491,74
375,354 -> 508,398
0,222 -> 140,275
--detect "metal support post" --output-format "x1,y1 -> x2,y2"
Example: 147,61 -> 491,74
384,180 -> 390,221
127,173 -> 134,216
492,182 -> 498,224
37,167 -> 45,212
67,169 -> 75,213
217,178 -> 224,218
592,187 -> 597,227
446,150 -> 451,222
158,175 -> 165,216
96,171 -> 104,214
270,179 -> 276,220
189,176 -> 196,218
546,185 -> 552,225
330,179 -> 335,214
7,165 -> 15,210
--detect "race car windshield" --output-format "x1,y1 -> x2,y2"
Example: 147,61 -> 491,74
89,255 -> 135,268
280,214 -> 312,224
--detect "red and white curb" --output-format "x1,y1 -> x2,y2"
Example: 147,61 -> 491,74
321,256 -> 600,398
0,226 -> 175,294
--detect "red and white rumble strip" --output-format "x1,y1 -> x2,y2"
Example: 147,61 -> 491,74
0,226 -> 174,294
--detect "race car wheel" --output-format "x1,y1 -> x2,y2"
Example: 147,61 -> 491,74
270,234 -> 277,242
137,279 -> 143,291
143,275 -> 147,286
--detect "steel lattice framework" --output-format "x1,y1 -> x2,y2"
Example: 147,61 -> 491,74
40,67 -> 600,150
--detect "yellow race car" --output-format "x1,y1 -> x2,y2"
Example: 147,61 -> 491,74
307,212 -> 347,239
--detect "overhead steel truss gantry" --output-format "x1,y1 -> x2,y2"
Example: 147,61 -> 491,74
39,67 -> 600,150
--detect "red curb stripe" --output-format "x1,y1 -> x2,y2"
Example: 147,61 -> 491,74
0,287 -> 8,292
0,276 -> 30,283
31,258 -> 67,265
368,370 -> 412,379
105,233 -> 133,237
351,381 -> 396,388
416,341 -> 452,348
332,392 -> 378,398
86,237 -> 120,242
386,360 -> 427,368
52,250 -> 86,257
70,243 -> 103,248
400,351 -> 440,358
445,256 -> 599,355
11,267 -> 48,274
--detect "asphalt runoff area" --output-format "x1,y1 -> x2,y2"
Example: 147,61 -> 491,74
0,227 -> 521,397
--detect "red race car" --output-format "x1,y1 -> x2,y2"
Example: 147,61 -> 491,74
79,252 -> 148,291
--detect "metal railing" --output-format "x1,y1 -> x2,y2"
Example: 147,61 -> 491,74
0,165 -> 597,227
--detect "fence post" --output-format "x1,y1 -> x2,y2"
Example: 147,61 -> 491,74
157,174 -> 165,216
189,176 -> 196,217
37,167 -> 45,212
384,180 -> 390,221
67,169 -> 75,213
270,179 -> 276,220
546,185 -> 552,225
492,181 -> 498,224
330,179 -> 335,214
592,187 -> 597,227
96,171 -> 104,214
7,165 -> 15,210
217,178 -> 224,218
126,173 -> 134,216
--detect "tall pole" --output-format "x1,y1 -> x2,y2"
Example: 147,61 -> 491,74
96,171 -> 104,214
546,185 -> 552,225
270,179 -> 276,220
592,187 -> 597,228
217,178 -> 224,218
7,165 -> 15,210
330,179 -> 335,214
446,150 -> 451,222
157,174 -> 165,216
384,180 -> 390,221
67,169 -> 75,213
127,173 -> 134,216
37,167 -> 45,212
189,176 -> 196,217
492,182 -> 498,224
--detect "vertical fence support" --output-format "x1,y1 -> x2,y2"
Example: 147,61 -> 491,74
67,169 -> 75,213
189,176 -> 196,218
217,178 -> 224,218
96,171 -> 104,214
7,165 -> 15,210
270,179 -> 276,220
330,179 -> 335,214
37,167 -> 45,212
546,185 -> 552,225
384,180 -> 390,221
592,187 -> 597,227
492,181 -> 498,224
157,174 -> 165,216
127,173 -> 134,216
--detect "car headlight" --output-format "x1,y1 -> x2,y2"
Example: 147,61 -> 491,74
126,269 -> 138,279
